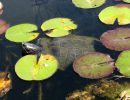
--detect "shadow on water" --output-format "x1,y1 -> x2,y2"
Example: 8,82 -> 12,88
1,0 -> 130,100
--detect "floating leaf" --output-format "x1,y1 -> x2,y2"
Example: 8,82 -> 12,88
0,19 -> 9,35
122,0 -> 130,3
73,52 -> 115,79
15,54 -> 58,81
100,28 -> 130,51
115,50 -> 130,77
5,23 -> 39,42
72,0 -> 106,9
99,4 -> 130,25
41,18 -> 77,37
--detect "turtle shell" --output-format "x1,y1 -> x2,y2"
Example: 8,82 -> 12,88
38,34 -> 97,71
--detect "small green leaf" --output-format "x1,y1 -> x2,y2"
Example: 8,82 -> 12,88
15,54 -> 59,81
115,50 -> 130,77
41,18 -> 77,37
5,23 -> 39,42
72,0 -> 106,9
99,4 -> 130,25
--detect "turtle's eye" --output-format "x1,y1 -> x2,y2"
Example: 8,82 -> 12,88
7,73 -> 11,79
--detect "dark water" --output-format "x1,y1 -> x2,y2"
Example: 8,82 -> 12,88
0,0 -> 130,100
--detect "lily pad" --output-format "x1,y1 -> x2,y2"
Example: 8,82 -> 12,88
99,4 -> 130,25
100,28 -> 130,51
73,52 -> 115,79
72,0 -> 106,9
41,18 -> 77,37
5,23 -> 39,42
115,50 -> 130,77
0,19 -> 9,35
122,0 -> 130,3
15,54 -> 58,81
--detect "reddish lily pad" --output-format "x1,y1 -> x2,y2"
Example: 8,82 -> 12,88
99,4 -> 130,25
100,28 -> 130,51
115,50 -> 130,77
73,52 -> 115,79
0,19 -> 9,35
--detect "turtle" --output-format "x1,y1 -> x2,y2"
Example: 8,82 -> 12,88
22,34 -> 98,71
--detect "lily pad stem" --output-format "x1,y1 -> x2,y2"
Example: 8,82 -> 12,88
38,82 -> 43,100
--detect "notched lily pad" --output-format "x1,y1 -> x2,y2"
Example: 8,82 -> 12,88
72,0 -> 106,9
0,19 -> 9,35
73,52 -> 115,79
99,4 -> 130,25
41,18 -> 77,37
5,23 -> 39,42
15,54 -> 58,81
100,28 -> 130,51
115,50 -> 130,77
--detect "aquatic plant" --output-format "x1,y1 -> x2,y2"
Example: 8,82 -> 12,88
41,18 -> 77,37
100,28 -> 130,51
72,0 -> 106,9
15,54 -> 58,81
73,52 -> 115,79
66,79 -> 130,100
0,72 -> 11,97
66,90 -> 95,100
99,4 -> 130,25
0,19 -> 9,35
38,34 -> 97,70
115,50 -> 130,77
5,23 -> 39,42
84,79 -> 130,100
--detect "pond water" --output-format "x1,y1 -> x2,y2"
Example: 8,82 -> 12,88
1,0 -> 130,100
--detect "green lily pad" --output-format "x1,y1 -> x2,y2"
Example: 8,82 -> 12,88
5,23 -> 39,42
72,0 -> 106,9
123,0 -> 130,3
73,52 -> 115,79
115,50 -> 130,77
15,54 -> 59,81
41,18 -> 77,37
99,4 -> 130,25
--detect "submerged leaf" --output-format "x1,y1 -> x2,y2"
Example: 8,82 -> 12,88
15,54 -> 58,81
0,19 -> 9,35
41,18 -> 77,37
99,4 -> 130,25
5,23 -> 39,42
72,0 -> 106,9
115,50 -> 130,77
100,28 -> 130,51
0,72 -> 12,97
73,52 -> 115,79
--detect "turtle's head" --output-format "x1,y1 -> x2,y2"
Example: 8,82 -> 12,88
37,37 -> 52,54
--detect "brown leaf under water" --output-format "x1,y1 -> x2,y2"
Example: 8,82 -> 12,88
0,19 -> 9,35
